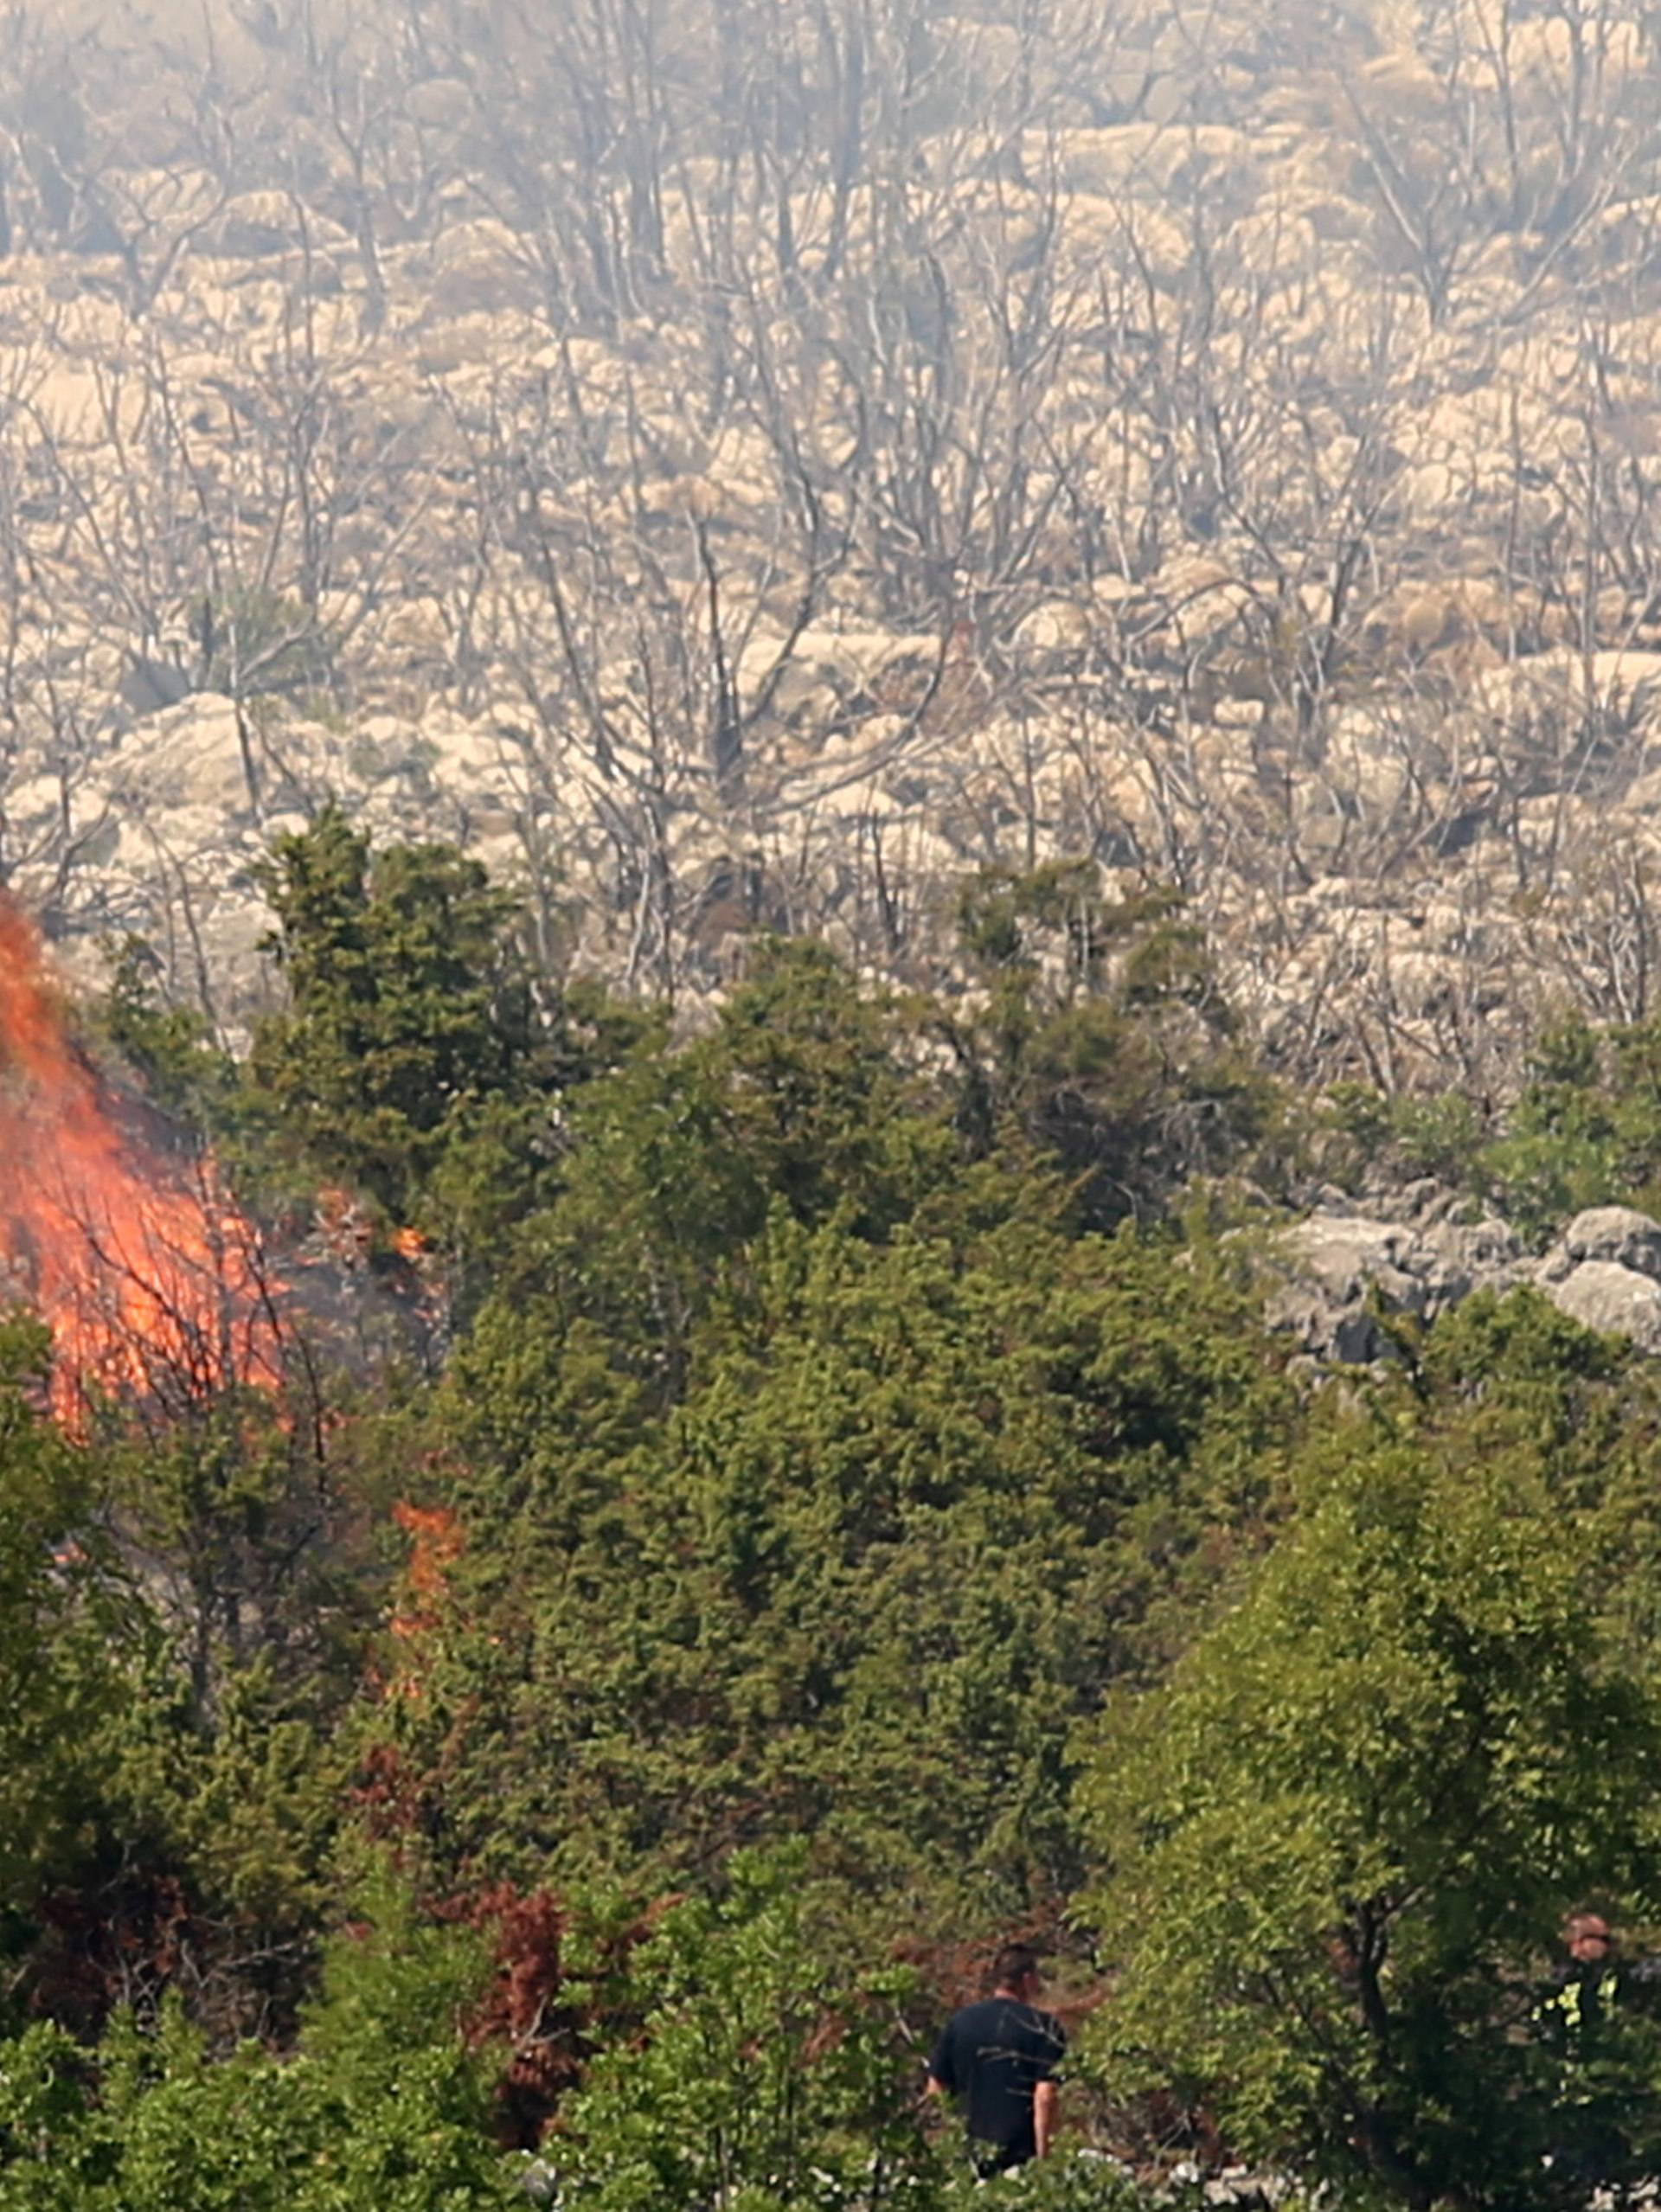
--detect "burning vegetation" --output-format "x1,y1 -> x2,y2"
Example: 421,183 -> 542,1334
0,891 -> 284,1425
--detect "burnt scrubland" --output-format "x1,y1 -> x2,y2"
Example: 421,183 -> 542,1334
7,0 -> 1661,2205
4,0 -> 1661,1093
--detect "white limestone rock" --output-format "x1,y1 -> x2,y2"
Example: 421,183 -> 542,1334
1266,1210 -> 1524,1363
1538,1208 -> 1661,1285
1542,1261 -> 1661,1356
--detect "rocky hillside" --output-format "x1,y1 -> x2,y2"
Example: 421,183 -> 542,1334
3,0 -> 1661,1084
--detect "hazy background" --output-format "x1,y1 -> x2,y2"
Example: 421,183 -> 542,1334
2,0 -> 1659,1098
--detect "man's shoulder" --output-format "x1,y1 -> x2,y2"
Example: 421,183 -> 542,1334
942,1996 -> 1066,2048
993,1997 -> 1066,2045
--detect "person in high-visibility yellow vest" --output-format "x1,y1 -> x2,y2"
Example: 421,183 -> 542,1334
1538,1912 -> 1624,2062
1536,1911 -> 1660,2196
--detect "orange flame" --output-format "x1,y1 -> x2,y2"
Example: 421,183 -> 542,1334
0,892 -> 282,1424
389,1499 -> 463,1642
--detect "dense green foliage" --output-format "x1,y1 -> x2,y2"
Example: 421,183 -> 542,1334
374,1204 -> 1286,1911
0,1889 -> 514,2210
10,824 -> 1661,2206
0,1318 -> 127,1927
556,1845 -> 929,2211
248,805 -> 547,1223
1081,1293 -> 1661,2209
1326,1011 -> 1661,1246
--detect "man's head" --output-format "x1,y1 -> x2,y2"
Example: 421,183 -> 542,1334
1566,1911 -> 1616,1965
991,1942 -> 1043,2000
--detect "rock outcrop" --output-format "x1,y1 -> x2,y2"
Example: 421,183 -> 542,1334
1268,1199 -> 1661,1362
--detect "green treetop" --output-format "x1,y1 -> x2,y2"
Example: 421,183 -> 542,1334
244,805 -> 561,1240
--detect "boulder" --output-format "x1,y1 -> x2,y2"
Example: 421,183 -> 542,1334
202,190 -> 300,259
1266,1211 -> 1523,1363
1416,1214 -> 1526,1299
1539,1206 -> 1661,1284
1542,1261 -> 1661,1356
1270,1198 -> 1661,1364
1274,1215 -> 1425,1306
119,654 -> 192,716
102,695 -> 254,817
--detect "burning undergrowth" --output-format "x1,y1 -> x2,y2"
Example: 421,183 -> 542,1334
0,893 -> 288,1426
0,893 -> 453,1428
0,891 -> 481,2049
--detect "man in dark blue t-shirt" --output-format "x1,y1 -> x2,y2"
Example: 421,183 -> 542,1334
927,1944 -> 1066,2177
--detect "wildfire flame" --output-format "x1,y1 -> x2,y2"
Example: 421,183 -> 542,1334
389,1499 -> 463,1643
0,892 -> 283,1424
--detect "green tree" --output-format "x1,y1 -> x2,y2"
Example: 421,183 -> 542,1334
96,934 -> 237,1135
1475,1017 -> 1627,1245
244,807 -> 563,1241
364,1201 -> 1292,1920
0,1875 -> 518,2212
0,1316 -> 126,1959
62,1373 -> 375,2039
1079,1290 -> 1661,2209
485,937 -> 961,1393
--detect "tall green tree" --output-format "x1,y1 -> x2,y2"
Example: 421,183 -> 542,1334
558,1844 -> 929,2212
245,807 -> 565,1241
1080,1290 -> 1661,2209
484,936 -> 961,1390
